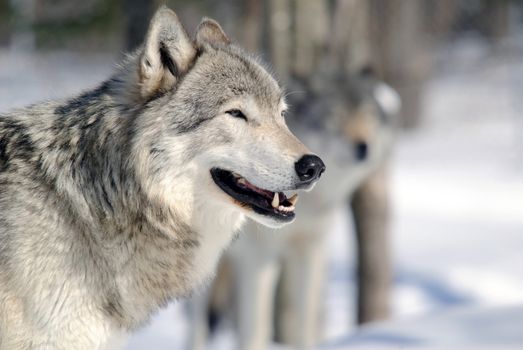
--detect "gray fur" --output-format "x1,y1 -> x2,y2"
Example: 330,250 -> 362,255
0,6 -> 312,349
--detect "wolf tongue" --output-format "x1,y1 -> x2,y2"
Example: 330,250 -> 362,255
271,192 -> 279,208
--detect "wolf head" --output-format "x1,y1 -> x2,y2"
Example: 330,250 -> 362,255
122,7 -> 324,229
286,68 -> 400,210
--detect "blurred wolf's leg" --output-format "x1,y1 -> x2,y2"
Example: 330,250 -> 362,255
187,286 -> 212,350
351,165 -> 391,324
230,231 -> 281,350
278,231 -> 327,348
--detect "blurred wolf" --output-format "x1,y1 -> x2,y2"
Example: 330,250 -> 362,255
188,68 -> 400,350
0,6 -> 325,350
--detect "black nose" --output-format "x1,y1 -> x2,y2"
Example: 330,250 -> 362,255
295,154 -> 326,185
355,141 -> 368,161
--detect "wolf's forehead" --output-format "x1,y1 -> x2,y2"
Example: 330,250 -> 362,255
212,50 -> 283,106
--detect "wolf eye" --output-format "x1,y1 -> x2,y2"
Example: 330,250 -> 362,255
281,110 -> 288,118
226,109 -> 247,121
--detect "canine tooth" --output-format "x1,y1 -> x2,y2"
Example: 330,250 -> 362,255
272,192 -> 279,208
288,194 -> 298,206
237,178 -> 246,186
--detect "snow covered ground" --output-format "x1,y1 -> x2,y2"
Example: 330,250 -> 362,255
321,305 -> 523,350
1,36 -> 522,349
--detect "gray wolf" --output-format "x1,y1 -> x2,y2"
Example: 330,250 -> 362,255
188,68 -> 400,349
0,6 -> 324,349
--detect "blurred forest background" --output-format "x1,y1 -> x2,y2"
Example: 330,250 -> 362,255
0,0 -> 517,130
1,0 -> 522,349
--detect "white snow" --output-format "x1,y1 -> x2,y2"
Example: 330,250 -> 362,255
321,305 -> 523,349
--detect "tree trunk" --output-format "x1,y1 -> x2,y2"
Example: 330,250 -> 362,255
291,0 -> 329,78
123,0 -> 155,51
482,0 -> 509,41
330,0 -> 372,73
0,0 -> 11,46
267,0 -> 292,79
368,0 -> 432,129
242,0 -> 264,52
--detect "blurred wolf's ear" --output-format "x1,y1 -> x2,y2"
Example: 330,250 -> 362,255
374,82 -> 401,116
196,18 -> 230,49
139,6 -> 196,99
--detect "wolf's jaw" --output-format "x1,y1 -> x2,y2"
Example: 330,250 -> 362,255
210,168 -> 297,222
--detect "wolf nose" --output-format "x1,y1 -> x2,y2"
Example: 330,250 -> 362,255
295,155 -> 326,185
355,141 -> 368,161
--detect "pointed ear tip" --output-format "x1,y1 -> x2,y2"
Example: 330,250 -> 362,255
196,18 -> 230,44
157,4 -> 172,13
154,5 -> 179,21
197,17 -> 220,30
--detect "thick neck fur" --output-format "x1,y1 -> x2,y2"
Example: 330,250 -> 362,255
0,71 -> 243,332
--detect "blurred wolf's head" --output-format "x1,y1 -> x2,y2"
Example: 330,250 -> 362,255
114,7 -> 324,228
286,68 -> 400,209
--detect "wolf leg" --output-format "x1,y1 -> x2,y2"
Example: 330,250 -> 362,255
280,231 -> 327,348
230,232 -> 281,350
187,287 -> 212,350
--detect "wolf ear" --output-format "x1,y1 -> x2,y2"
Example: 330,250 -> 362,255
374,82 -> 401,116
196,18 -> 231,49
139,6 -> 196,99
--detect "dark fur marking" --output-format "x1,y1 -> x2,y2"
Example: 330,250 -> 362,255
54,83 -> 109,117
102,296 -> 125,320
149,147 -> 165,156
109,173 -> 118,192
160,42 -> 178,77
0,119 -> 36,164
0,137 -> 9,172
174,117 -> 210,134
230,86 -> 247,96
100,185 -> 114,214
14,133 -> 35,162
176,238 -> 199,249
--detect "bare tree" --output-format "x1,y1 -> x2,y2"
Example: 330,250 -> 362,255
0,0 -> 11,46
482,0 -> 509,40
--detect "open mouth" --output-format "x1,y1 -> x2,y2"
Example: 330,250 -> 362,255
211,168 -> 298,222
